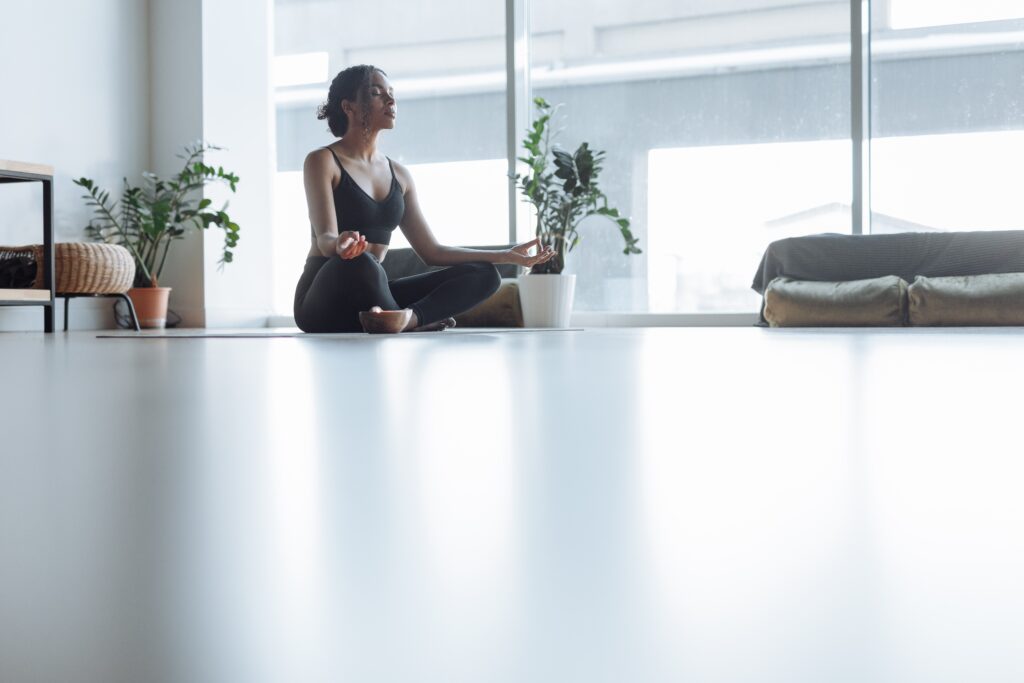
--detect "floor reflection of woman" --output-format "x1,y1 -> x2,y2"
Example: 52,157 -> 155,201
294,64 -> 555,334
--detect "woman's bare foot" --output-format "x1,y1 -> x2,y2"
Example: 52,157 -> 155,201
359,306 -> 413,334
410,317 -> 457,333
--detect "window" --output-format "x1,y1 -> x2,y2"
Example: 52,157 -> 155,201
887,0 -> 1024,30
529,0 -> 851,312
269,1 -> 1024,320
871,3 -> 1024,234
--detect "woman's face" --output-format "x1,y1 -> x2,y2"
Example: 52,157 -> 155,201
345,71 -> 397,133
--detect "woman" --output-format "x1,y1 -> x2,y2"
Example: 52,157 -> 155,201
294,64 -> 555,333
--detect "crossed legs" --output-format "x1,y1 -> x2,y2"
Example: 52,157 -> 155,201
294,253 -> 501,333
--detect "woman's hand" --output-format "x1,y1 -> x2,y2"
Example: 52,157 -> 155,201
336,231 -> 368,259
506,238 -> 556,268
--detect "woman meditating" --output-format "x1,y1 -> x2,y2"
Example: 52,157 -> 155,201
294,64 -> 555,333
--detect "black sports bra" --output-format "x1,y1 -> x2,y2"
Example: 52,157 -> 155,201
322,146 -> 405,245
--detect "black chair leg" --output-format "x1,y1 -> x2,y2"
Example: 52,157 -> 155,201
116,293 -> 141,331
58,292 -> 141,331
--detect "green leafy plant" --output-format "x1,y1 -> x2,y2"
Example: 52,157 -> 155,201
73,142 -> 240,287
513,97 -> 641,274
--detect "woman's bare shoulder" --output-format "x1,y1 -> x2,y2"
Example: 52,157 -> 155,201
389,158 -> 415,193
305,146 -> 333,168
305,147 -> 343,184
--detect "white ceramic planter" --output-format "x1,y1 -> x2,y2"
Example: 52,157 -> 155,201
517,273 -> 577,328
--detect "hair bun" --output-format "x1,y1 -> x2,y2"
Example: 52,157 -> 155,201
317,65 -> 386,138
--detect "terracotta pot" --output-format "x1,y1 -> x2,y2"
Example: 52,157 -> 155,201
127,287 -> 172,329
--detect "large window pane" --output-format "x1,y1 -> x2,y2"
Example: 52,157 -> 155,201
272,1 -> 507,315
529,0 -> 850,313
871,2 -> 1024,234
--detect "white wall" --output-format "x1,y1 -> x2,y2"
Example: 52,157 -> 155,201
0,0 -> 150,331
1,0 -> 275,331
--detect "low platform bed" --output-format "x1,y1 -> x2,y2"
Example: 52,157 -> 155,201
752,231 -> 1024,327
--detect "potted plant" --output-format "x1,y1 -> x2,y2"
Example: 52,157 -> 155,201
73,142 -> 240,328
513,97 -> 641,327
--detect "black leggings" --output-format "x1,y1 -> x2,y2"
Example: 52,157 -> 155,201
294,253 -> 501,332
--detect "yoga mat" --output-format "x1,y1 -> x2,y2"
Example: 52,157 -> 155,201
96,328 -> 584,339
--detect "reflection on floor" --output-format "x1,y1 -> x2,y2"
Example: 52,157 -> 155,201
1,327 -> 1022,683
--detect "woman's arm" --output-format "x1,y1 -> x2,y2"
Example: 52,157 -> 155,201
395,162 -> 555,268
304,150 -> 368,259
395,168 -> 488,266
394,165 -> 512,266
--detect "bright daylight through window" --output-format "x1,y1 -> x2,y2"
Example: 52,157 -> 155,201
271,0 -> 1024,316
871,1 -> 1024,237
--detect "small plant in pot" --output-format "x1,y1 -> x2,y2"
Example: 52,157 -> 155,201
513,97 -> 641,326
73,142 -> 240,328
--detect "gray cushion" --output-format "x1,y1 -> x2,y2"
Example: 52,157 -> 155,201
908,272 -> 1024,326
752,230 -> 1024,295
763,275 -> 909,327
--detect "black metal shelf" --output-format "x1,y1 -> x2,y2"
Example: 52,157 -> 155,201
0,161 -> 54,332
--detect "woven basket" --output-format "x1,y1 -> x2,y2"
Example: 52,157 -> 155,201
55,242 -> 136,293
0,243 -> 136,293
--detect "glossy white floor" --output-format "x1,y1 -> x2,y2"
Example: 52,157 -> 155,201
1,326 -> 1022,683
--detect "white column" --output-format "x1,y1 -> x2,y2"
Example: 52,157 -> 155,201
200,0 -> 275,327
148,0 -> 275,328
149,0 -> 206,326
